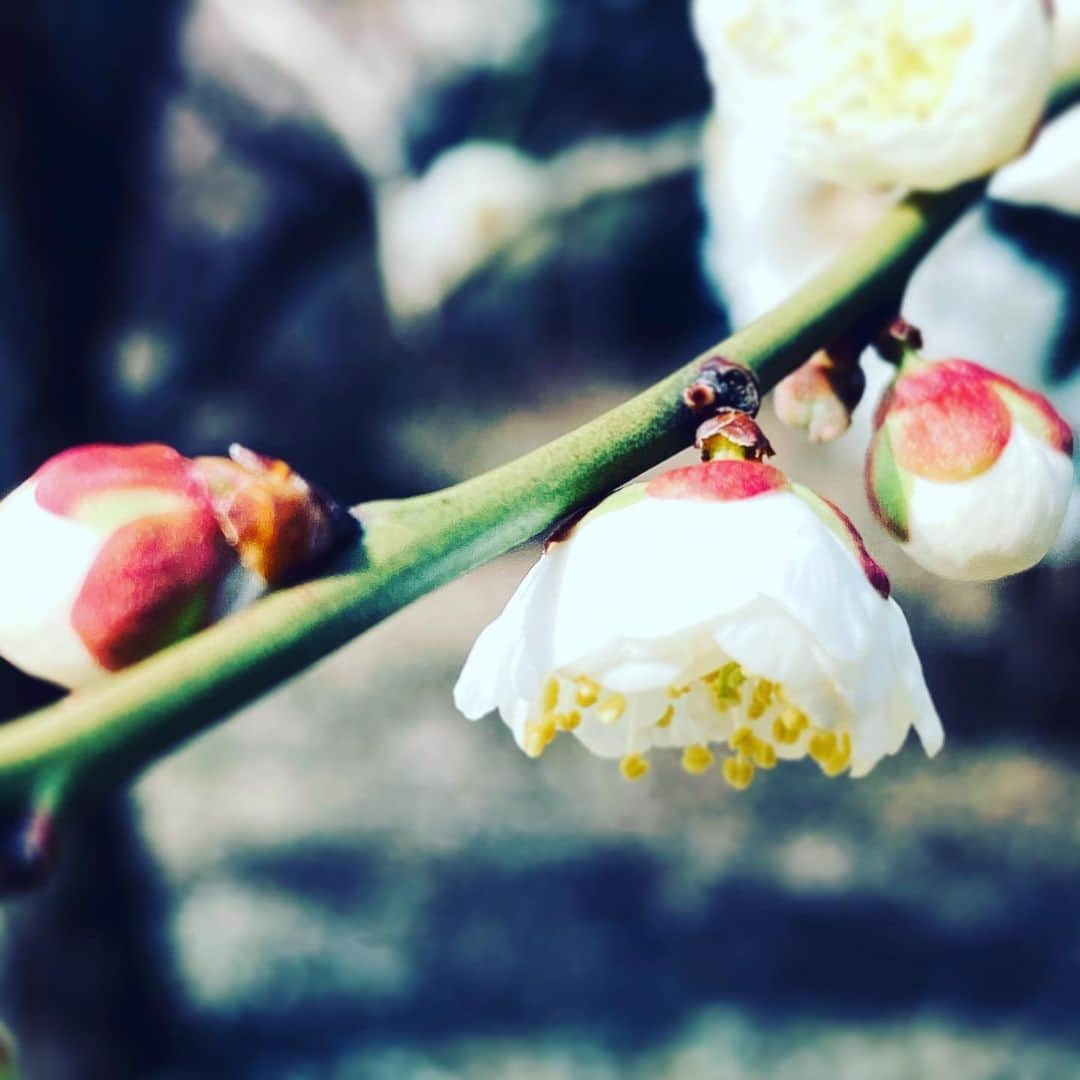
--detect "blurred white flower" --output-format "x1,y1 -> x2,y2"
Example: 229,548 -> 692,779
455,458 -> 942,788
693,0 -> 1052,190
377,143 -> 549,320
991,105 -> 1080,215
378,124 -> 702,321
867,355 -> 1075,580
1053,0 -> 1080,76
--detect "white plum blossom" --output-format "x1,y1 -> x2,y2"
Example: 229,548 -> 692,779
867,355 -> 1075,580
455,457 -> 942,788
692,0 -> 1052,191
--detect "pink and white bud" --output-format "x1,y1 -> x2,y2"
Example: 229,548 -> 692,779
0,444 -> 354,688
455,457 -> 941,789
867,357 -> 1074,580
773,348 -> 867,442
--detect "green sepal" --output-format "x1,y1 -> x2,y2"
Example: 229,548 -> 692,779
867,425 -> 910,541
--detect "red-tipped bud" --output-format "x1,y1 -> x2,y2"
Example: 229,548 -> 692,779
0,444 -> 356,688
867,356 -> 1073,580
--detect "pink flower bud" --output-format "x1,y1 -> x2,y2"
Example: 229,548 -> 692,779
773,349 -> 867,442
867,358 -> 1074,580
0,444 -> 354,688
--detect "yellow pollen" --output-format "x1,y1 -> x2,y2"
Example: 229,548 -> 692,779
541,677 -> 560,713
722,756 -> 756,791
597,693 -> 627,725
656,705 -> 675,729
704,662 -> 746,711
750,739 -> 777,770
574,675 -> 600,708
808,729 -> 839,766
620,753 -> 650,782
729,725 -> 755,753
773,707 -> 809,746
820,731 -> 853,778
681,744 -> 715,776
747,679 -> 777,720
524,714 -> 558,758
668,685 -> 691,700
556,710 -> 581,732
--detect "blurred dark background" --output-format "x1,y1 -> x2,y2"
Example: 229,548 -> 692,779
0,2 -> 1078,1077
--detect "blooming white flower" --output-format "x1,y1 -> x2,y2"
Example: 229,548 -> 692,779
0,444 -> 351,688
867,355 -> 1075,580
455,458 -> 942,787
692,0 -> 1052,191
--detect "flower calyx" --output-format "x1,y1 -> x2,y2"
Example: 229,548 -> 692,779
875,317 -> 925,369
695,409 -> 774,462
683,355 -> 761,418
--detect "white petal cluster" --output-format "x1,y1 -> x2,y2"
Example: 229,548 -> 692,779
693,0 -> 1052,190
455,481 -> 942,785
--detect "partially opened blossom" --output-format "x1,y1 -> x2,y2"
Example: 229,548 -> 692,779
867,354 -> 1074,580
455,453 -> 942,788
0,443 -> 353,688
692,0 -> 1052,191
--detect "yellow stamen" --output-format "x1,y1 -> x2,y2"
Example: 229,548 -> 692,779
808,729 -> 838,766
555,710 -> 581,733
597,693 -> 627,725
667,684 -> 690,700
656,705 -> 675,729
704,661 -> 746,711
773,707 -> 808,746
747,679 -> 776,720
541,677 -> 560,713
681,744 -> 715,776
820,731 -> 853,777
729,725 -> 755,753
574,675 -> 600,708
620,753 -> 650,782
750,739 -> 777,770
722,756 -> 756,791
523,714 -> 558,759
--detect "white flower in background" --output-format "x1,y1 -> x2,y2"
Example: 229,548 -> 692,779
693,0 -> 1052,190
455,456 -> 942,788
1053,0 -> 1080,76
377,142 -> 549,320
867,353 -> 1075,580
697,7 -> 1080,559
0,444 -> 352,688
991,105 -> 1080,216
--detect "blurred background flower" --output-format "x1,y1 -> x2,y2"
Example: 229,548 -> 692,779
0,1 -> 1078,1077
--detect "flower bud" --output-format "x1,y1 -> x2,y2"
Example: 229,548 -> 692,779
0,444 -> 355,688
773,348 -> 867,442
867,357 -> 1074,580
